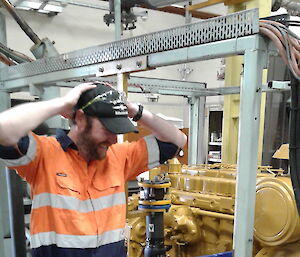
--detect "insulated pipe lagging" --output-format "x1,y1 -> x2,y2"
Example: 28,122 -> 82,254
1,0 -> 41,44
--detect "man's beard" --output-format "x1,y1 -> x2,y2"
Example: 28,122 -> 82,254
77,117 -> 108,162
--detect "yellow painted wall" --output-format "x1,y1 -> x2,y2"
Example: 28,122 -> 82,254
222,0 -> 272,164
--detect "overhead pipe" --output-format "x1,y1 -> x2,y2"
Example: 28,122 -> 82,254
0,0 -> 41,44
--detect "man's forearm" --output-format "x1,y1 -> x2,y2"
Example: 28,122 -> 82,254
0,98 -> 65,146
127,103 -> 187,148
0,83 -> 96,146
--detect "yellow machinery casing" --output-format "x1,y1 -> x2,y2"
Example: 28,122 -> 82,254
127,163 -> 300,257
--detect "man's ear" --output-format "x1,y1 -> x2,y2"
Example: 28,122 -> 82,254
74,110 -> 86,131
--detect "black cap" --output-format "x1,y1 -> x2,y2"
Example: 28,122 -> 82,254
74,82 -> 138,134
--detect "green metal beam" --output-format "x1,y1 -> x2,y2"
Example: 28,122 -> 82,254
147,34 -> 268,68
0,35 -> 268,93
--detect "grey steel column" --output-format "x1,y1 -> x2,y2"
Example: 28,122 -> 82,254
197,96 -> 206,164
5,167 -> 27,257
0,174 -> 5,257
0,18 -> 7,257
188,96 -> 206,165
0,11 -> 11,257
114,0 -> 121,40
233,48 -> 265,257
0,91 -> 11,257
114,0 -> 124,143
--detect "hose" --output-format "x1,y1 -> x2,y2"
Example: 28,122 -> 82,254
259,19 -> 300,79
0,42 -> 33,63
0,52 -> 15,65
259,19 -> 300,214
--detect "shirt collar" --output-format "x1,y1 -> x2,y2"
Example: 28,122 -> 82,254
55,129 -> 78,152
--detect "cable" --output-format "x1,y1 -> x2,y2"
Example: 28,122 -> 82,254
259,19 -> 300,80
289,72 -> 300,214
0,52 -> 16,66
0,42 -> 33,64
260,18 -> 300,214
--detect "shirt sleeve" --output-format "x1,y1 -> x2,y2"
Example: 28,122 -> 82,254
0,135 -> 30,159
156,139 -> 179,164
0,132 -> 43,184
117,135 -> 178,181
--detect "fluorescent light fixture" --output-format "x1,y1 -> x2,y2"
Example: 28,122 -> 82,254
11,0 -> 63,13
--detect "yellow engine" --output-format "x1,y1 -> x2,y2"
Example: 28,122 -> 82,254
126,161 -> 300,257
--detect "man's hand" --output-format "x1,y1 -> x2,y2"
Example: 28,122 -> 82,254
60,83 -> 96,118
126,102 -> 140,119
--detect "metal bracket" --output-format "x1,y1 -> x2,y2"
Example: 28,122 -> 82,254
267,80 -> 290,91
96,56 -> 148,77
29,83 -> 44,98
30,37 -> 59,59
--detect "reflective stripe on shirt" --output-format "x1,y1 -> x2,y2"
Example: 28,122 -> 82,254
144,135 -> 160,169
0,133 -> 36,166
32,192 -> 126,213
30,228 -> 125,248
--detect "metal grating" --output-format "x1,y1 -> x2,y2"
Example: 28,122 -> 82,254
3,9 -> 259,81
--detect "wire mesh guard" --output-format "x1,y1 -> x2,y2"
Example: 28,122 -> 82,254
4,9 -> 259,81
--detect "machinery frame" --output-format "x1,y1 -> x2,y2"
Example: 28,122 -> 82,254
0,8 -> 271,257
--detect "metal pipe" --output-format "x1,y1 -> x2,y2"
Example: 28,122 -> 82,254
114,0 -> 122,40
185,1 -> 192,24
0,0 -> 41,44
192,207 -> 234,220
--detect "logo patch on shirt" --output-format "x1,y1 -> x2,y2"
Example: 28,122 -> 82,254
56,172 -> 67,177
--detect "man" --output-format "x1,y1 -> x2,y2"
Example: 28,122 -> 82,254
0,82 -> 187,257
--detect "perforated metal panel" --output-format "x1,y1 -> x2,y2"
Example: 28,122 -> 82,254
98,76 -> 206,96
3,9 -> 259,81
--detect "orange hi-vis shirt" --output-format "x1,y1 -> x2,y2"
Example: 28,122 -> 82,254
2,131 -> 161,250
